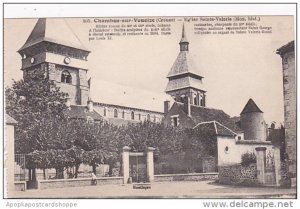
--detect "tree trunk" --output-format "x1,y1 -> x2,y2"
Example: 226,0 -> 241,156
56,167 -> 64,179
43,169 -> 46,180
108,163 -> 113,177
28,168 -> 32,181
92,164 -> 97,175
32,168 -> 36,181
74,164 -> 79,179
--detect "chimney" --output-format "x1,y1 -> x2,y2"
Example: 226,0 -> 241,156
87,98 -> 93,112
65,97 -> 71,109
164,100 -> 170,115
183,96 -> 191,117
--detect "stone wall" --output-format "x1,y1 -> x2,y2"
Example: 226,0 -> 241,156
38,177 -> 123,190
282,50 -> 296,177
154,173 -> 218,182
217,136 -> 274,166
218,164 -> 260,186
93,103 -> 164,125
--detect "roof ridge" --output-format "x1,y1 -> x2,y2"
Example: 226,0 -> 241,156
214,121 -> 237,136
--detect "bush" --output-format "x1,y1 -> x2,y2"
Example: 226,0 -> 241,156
241,152 -> 256,166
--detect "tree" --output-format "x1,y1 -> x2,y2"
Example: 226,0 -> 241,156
5,70 -> 69,180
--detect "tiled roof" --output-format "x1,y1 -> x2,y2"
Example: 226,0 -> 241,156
6,114 -> 17,125
240,98 -> 263,114
19,18 -> 89,52
190,105 -> 241,132
65,105 -> 102,121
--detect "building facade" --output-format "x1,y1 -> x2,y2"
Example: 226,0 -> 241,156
277,41 -> 296,185
18,18 -> 91,106
18,18 -> 279,174
19,18 -> 165,125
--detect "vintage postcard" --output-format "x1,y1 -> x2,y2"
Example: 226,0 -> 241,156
2,3 -> 297,205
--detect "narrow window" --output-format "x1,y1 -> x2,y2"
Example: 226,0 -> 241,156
122,111 -> 125,119
61,70 -> 72,84
114,109 -> 118,118
147,114 -> 150,121
138,113 -> 141,120
173,117 -> 178,127
131,111 -> 135,120
154,115 -> 156,122
104,108 -> 107,116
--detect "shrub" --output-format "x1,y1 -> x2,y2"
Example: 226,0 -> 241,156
241,152 -> 256,166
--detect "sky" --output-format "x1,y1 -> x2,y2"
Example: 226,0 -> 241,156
4,16 -> 294,125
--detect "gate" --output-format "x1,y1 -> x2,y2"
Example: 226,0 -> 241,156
14,154 -> 27,181
265,150 -> 276,185
129,153 -> 147,183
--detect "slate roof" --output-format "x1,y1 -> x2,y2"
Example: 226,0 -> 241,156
173,102 -> 241,132
6,114 -> 17,125
240,98 -> 263,114
276,41 -> 294,55
19,18 -> 89,52
167,51 -> 203,78
65,105 -> 103,121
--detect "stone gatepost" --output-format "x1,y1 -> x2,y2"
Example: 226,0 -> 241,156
122,146 -> 130,184
147,147 -> 155,182
255,147 -> 266,184
273,146 -> 281,186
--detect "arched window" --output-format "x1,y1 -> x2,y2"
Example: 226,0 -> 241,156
103,108 -> 107,116
122,111 -> 125,119
147,114 -> 150,121
131,111 -> 135,120
61,70 -> 72,84
114,109 -> 118,118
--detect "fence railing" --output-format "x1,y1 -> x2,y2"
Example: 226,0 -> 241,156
14,154 -> 27,181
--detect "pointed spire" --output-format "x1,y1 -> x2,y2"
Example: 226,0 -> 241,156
179,23 -> 189,51
240,98 -> 263,114
180,23 -> 188,43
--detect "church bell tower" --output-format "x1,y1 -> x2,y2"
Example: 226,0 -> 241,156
165,24 -> 206,107
18,18 -> 91,105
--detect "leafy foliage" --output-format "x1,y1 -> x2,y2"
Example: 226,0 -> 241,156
6,70 -> 68,155
6,70 -> 220,178
241,152 -> 257,166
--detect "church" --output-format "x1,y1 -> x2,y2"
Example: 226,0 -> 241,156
17,18 -> 275,170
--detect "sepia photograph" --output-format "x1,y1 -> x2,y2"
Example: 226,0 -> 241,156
2,3 -> 297,202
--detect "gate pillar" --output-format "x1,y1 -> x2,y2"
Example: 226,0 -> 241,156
273,147 -> 281,186
122,146 -> 130,184
147,147 -> 155,182
255,147 -> 266,184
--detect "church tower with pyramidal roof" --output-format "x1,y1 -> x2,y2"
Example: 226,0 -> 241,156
165,24 -> 206,108
18,18 -> 91,105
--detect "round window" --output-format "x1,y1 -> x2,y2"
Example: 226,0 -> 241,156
225,146 -> 229,154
